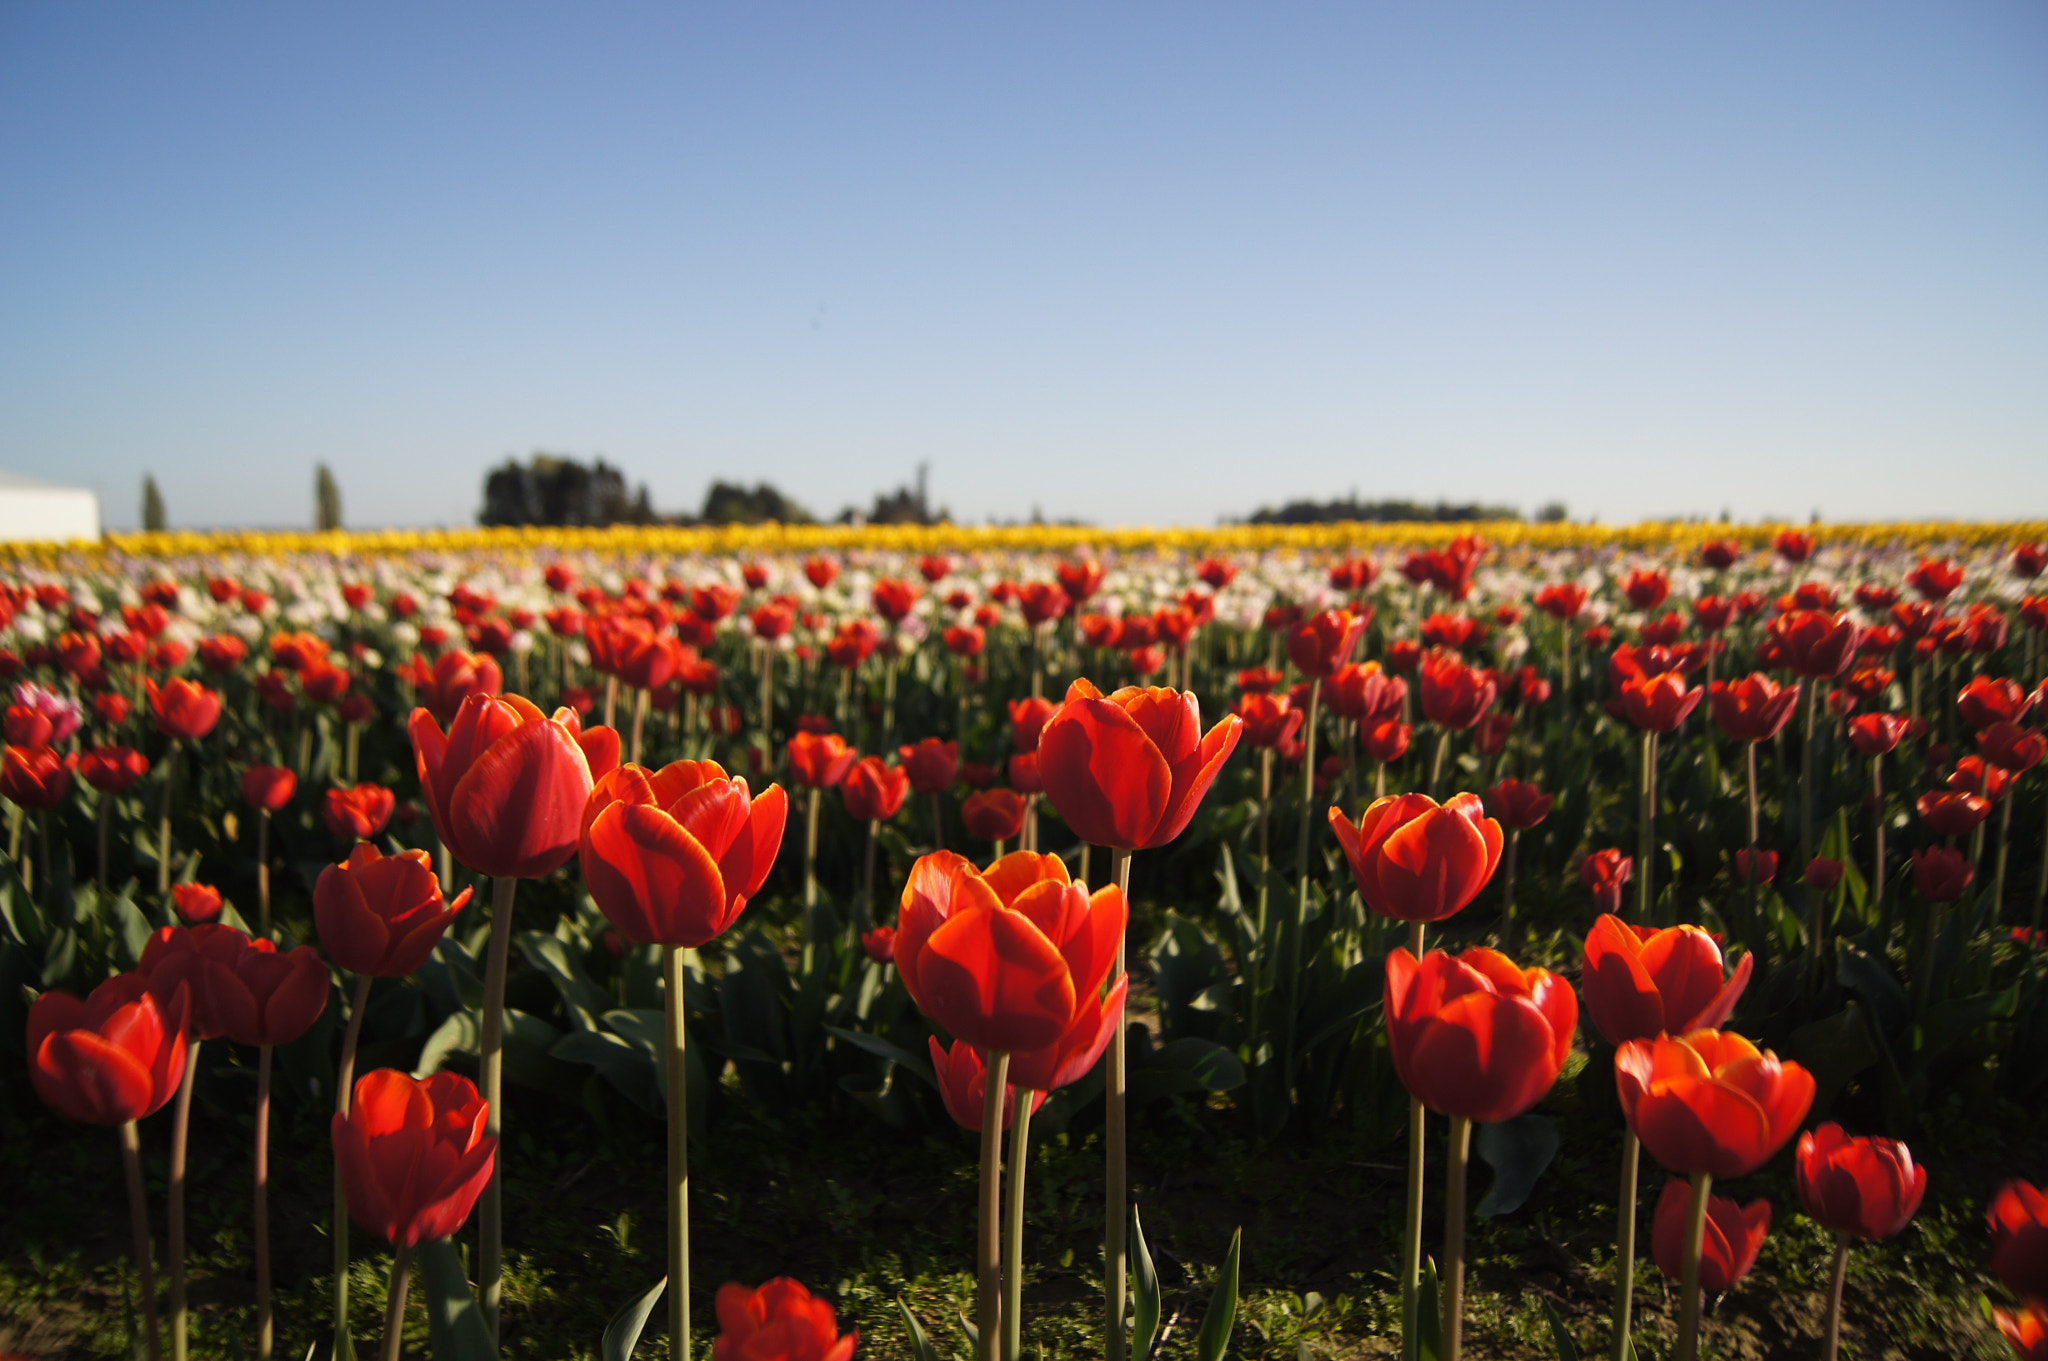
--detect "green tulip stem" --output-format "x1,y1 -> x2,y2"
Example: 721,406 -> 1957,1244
345,720 -> 362,785
1799,682 -> 1817,907
804,787 -> 822,908
1401,919 -> 1427,1361
631,686 -> 650,767
1500,828 -> 1520,950
1869,756 -> 1886,937
97,792 -> 112,888
1441,1116 -> 1472,1361
604,675 -> 620,733
1559,619 -> 1573,703
1610,1130 -> 1639,1361
860,819 -> 878,933
167,1041 -> 200,1361
255,1044 -> 275,1361
121,1119 -> 166,1361
2031,793 -> 2048,939
257,810 -> 272,937
978,1049 -> 1011,1361
1745,741 -> 1761,943
1638,731 -> 1658,922
1992,793 -> 2014,919
157,740 -> 179,895
1252,746 -> 1272,1037
379,1243 -> 415,1361
1675,1170 -> 1713,1361
663,943 -> 693,1361
1285,677 -> 1322,1090
478,875 -> 519,1347
1106,845 -> 1133,1361
1821,1233 -> 1850,1361
333,972 -> 373,1355
1003,1088 -> 1037,1361
1428,728 -> 1449,800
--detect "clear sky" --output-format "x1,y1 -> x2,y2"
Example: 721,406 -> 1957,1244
3,3 -> 2044,532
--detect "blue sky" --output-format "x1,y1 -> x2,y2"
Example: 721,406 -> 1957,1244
3,3 -> 2044,531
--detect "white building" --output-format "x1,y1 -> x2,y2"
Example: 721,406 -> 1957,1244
0,472 -> 102,543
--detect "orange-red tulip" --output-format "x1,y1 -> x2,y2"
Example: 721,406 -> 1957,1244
1580,848 -> 1633,913
331,1069 -> 496,1247
1994,1303 -> 2048,1360
1767,610 -> 1859,679
1329,792 -> 1502,923
1615,1030 -> 1814,1178
840,757 -> 909,822
27,973 -> 189,1125
411,692 -> 619,880
1651,1177 -> 1769,1293
322,783 -> 396,840
1483,778 -> 1553,830
1991,1180 -> 2048,1303
1036,680 -> 1241,851
1287,610 -> 1366,678
1916,789 -> 1991,836
141,924 -> 328,1047
1847,712 -> 1909,757
580,760 -> 788,947
1,745 -> 75,810
241,764 -> 297,812
170,883 -> 224,925
80,745 -> 150,794
1620,671 -> 1702,733
1983,721 -> 2048,774
1959,676 -> 2034,731
1007,974 -> 1127,1093
1795,1123 -> 1925,1242
787,732 -> 858,789
1911,845 -> 1974,902
1384,946 -> 1576,1123
1417,652 -> 1497,731
928,1037 -> 1047,1131
960,788 -> 1027,843
315,844 -> 472,977
1233,693 -> 1303,752
894,850 -> 1125,1054
146,678 -> 222,741
1580,916 -> 1752,1047
414,649 -> 504,725
898,738 -> 959,796
1709,673 -> 1800,743
712,1277 -> 858,1361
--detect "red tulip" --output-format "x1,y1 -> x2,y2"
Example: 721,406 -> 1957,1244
241,764 -> 297,812
1951,756 -> 2013,803
1767,610 -> 1859,679
411,692 -> 619,880
1362,718 -> 1412,763
1709,673 -> 1800,743
861,926 -> 896,963
1325,661 -> 1405,724
1734,848 -> 1778,886
898,738 -> 959,796
1417,652 -> 1497,731
1651,1177 -> 1769,1293
1535,583 -> 1588,620
1579,848 -> 1633,913
1580,916 -> 1752,1047
928,1037 -> 1047,1131
140,924 -> 328,1046
1329,792 -> 1502,924
1774,530 -> 1816,564
1036,680 -> 1241,851
894,850 -> 1125,1054
580,760 -> 787,948
27,973 -> 190,1125
1911,846 -> 1974,902
414,649 -> 504,725
1906,558 -> 1964,602
787,732 -> 858,789
1991,1180 -> 2048,1303
1846,713 -> 1909,757
712,1277 -> 858,1361
1623,570 -> 1671,611
332,1069 -> 496,1247
1287,610 -> 1367,678
145,677 -> 222,741
323,783 -> 397,841
1621,671 -> 1702,733
1958,676 -> 2033,731
80,745 -> 150,795
1055,558 -> 1105,605
960,788 -> 1027,843
871,578 -> 922,623
170,883 -> 224,925
1484,778 -> 1553,830
840,757 -> 910,822
1804,856 -> 1845,892
1008,972 -> 1126,1093
1384,946 -> 1576,1123
315,844 -> 472,977
197,634 -> 248,673
1007,696 -> 1056,753
1795,1123 -> 1925,1241
1916,789 -> 1991,837
1982,721 -> 2047,774
1994,1303 -> 2048,1360
1233,693 -> 1304,752
1614,1029 -> 1815,1177
2,745 -> 76,809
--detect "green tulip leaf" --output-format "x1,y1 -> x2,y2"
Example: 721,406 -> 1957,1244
1538,1297 -> 1579,1361
1416,1257 -> 1442,1361
895,1297 -> 944,1361
420,1236 -> 497,1361
1474,1114 -> 1559,1218
1193,1226 -> 1241,1361
600,1276 -> 666,1361
1132,1207 -> 1162,1361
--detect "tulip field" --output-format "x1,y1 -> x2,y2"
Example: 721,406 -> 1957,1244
8,519 -> 2048,1361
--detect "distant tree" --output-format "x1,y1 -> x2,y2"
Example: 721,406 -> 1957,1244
700,482 -> 813,525
142,475 -> 166,531
1534,501 -> 1569,523
1245,495 -> 1521,525
315,463 -> 344,531
479,454 -> 654,527
840,463 -> 949,526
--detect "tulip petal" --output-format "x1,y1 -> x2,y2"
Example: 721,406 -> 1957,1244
584,803 -> 730,947
447,714 -> 593,879
1037,697 -> 1173,850
917,907 -> 1076,1053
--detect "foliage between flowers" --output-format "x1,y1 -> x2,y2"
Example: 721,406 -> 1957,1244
4,526 -> 2048,1358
